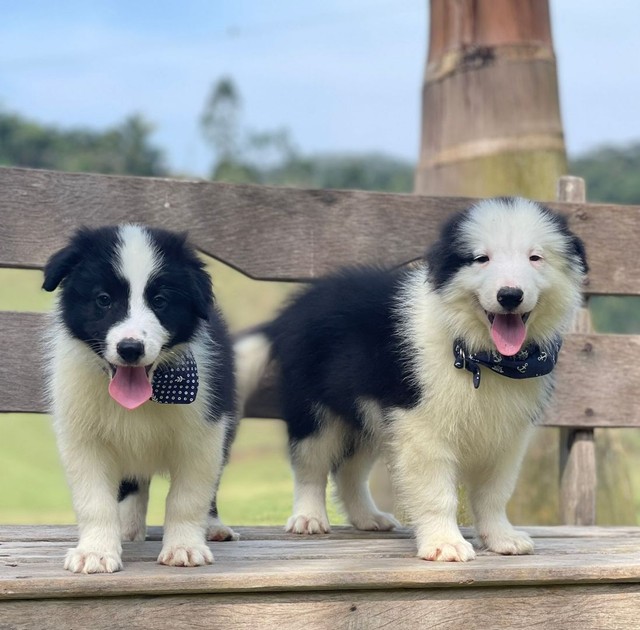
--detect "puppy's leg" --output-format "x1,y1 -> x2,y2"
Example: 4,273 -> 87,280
207,497 -> 240,542
286,413 -> 349,534
61,440 -> 123,573
467,428 -> 534,556
158,426 -> 225,567
119,477 -> 150,542
207,413 -> 239,542
287,435 -> 332,534
391,410 -> 475,562
332,445 -> 399,531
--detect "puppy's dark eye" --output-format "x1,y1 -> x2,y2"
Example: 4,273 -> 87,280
529,255 -> 542,262
473,255 -> 490,264
96,293 -> 112,309
152,295 -> 168,311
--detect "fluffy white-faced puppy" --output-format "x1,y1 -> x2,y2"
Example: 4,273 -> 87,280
43,225 -> 237,573
236,197 -> 587,561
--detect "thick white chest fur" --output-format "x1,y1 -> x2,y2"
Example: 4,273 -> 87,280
49,325 -> 225,479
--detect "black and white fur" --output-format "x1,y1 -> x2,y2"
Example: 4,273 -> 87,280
236,197 -> 587,561
43,225 -> 237,573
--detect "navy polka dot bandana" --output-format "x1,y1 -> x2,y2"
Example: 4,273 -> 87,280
453,337 -> 562,389
151,352 -> 199,404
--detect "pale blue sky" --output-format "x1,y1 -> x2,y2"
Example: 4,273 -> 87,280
1,1 -> 638,176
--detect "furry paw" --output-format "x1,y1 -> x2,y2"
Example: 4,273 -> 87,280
158,544 -> 214,567
478,529 -> 534,555
418,538 -> 476,562
350,511 -> 400,532
207,521 -> 240,542
286,514 -> 330,535
64,548 -> 123,574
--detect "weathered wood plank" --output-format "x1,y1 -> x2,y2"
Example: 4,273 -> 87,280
2,585 -> 640,630
2,526 -> 640,601
0,167 -> 470,281
3,312 -> 639,428
0,312 -> 48,413
0,166 -> 638,294
557,174 -> 597,526
543,333 -> 640,427
560,429 -> 597,525
4,524 -> 640,544
6,533 -> 640,568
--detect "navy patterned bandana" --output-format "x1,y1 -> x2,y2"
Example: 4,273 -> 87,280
151,351 -> 199,404
453,337 -> 562,389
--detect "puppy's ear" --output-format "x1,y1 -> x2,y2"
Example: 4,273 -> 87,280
425,211 -> 470,290
189,260 -> 215,320
42,241 -> 83,292
570,234 -> 589,275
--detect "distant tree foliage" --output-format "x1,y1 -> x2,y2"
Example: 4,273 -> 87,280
570,143 -> 640,205
200,78 -> 413,192
0,110 -> 167,176
200,77 -> 242,170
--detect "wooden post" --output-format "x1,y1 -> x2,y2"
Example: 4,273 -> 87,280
557,175 -> 596,525
415,0 -> 567,199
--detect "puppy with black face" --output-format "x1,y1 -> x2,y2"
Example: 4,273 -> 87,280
43,224 -> 237,573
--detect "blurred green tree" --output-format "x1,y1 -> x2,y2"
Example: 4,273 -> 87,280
200,77 -> 413,192
0,109 -> 166,176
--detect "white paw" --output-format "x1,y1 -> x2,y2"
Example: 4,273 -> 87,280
157,544 -> 214,567
350,511 -> 400,531
286,513 -> 330,535
478,529 -> 534,555
418,538 -> 476,562
207,521 -> 240,542
64,548 -> 123,573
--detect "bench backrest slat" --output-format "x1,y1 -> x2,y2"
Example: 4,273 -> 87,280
1,166 -> 639,434
1,167 -> 639,295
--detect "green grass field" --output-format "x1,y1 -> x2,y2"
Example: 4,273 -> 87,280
0,413 -> 344,526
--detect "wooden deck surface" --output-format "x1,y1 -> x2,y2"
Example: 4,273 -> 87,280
2,525 -> 640,629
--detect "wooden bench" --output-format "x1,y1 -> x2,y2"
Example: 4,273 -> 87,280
1,166 -> 640,628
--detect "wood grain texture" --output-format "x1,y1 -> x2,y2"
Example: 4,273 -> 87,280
0,166 -> 638,294
6,524 -> 640,543
560,429 -> 597,526
2,585 -> 640,630
0,312 -> 49,413
3,525 -> 639,629
557,175 -> 596,526
2,526 -> 640,602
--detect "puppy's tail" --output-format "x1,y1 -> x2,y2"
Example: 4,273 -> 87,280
234,330 -> 273,416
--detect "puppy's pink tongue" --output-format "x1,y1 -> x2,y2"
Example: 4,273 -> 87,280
491,314 -> 527,356
108,366 -> 152,410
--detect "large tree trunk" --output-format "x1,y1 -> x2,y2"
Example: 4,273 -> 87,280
415,0 -> 566,199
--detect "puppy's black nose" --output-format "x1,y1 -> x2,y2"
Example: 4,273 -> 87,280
116,338 -> 145,363
497,287 -> 524,311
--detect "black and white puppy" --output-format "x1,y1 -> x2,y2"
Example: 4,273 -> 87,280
236,197 -> 587,561
43,224 -> 237,573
